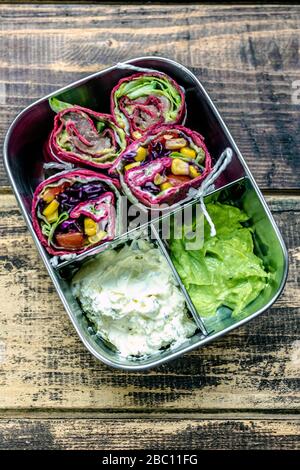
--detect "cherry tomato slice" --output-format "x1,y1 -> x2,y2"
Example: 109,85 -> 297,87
55,232 -> 84,250
42,183 -> 70,202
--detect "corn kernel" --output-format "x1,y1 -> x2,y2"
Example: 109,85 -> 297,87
171,158 -> 189,176
46,210 -> 59,223
165,138 -> 187,150
124,161 -> 141,172
84,218 -> 97,237
154,173 -> 166,185
43,199 -> 59,217
134,147 -> 147,162
180,147 -> 196,159
189,166 -> 201,178
160,182 -> 173,191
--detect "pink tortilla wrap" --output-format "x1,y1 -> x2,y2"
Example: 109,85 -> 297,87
111,72 -> 186,140
47,106 -> 127,170
32,169 -> 121,256
110,124 -> 212,208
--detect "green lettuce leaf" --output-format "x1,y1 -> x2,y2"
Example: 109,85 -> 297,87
41,211 -> 69,245
169,202 -> 269,318
115,75 -> 182,122
49,97 -> 74,113
96,121 -> 106,133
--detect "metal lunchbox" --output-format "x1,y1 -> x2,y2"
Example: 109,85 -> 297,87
3,57 -> 289,370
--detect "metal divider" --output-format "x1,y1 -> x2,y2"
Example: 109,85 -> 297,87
150,223 -> 209,337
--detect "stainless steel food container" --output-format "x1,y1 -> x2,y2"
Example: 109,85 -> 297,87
3,57 -> 288,370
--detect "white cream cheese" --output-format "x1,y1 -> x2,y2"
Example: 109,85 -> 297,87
71,239 -> 196,357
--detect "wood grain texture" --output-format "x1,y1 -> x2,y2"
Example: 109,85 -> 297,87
0,417 -> 299,450
0,3 -> 299,450
1,4 -> 300,189
0,193 -> 299,412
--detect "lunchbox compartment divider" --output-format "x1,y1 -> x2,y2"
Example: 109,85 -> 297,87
150,223 -> 209,337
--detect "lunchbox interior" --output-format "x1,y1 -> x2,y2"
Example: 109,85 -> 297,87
3,57 -> 288,370
53,178 -> 287,370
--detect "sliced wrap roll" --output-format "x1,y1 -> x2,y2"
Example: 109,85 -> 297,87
46,98 -> 127,170
111,72 -> 186,140
32,169 -> 121,256
110,125 -> 212,207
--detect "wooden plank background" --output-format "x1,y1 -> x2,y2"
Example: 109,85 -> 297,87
0,417 -> 299,450
0,3 -> 299,450
1,4 -> 300,189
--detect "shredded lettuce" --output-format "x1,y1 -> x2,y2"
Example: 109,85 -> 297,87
195,148 -> 205,164
169,151 -> 190,160
169,202 -> 269,318
42,212 -> 69,246
114,75 -> 182,122
169,152 -> 204,169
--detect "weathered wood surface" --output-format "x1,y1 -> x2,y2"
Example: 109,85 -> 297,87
0,417 -> 299,450
0,3 -> 300,450
0,194 -> 299,412
1,4 -> 300,189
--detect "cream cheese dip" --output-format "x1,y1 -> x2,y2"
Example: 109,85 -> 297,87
71,239 -> 196,357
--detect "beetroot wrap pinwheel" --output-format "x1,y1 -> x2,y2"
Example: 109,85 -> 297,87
111,72 -> 186,140
109,125 -> 212,207
46,97 -> 127,170
32,169 -> 122,256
